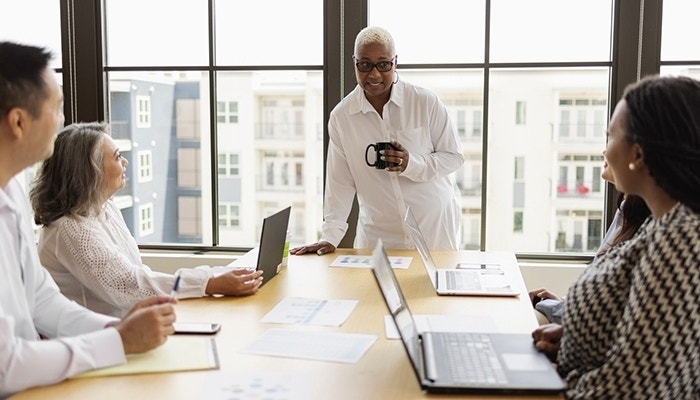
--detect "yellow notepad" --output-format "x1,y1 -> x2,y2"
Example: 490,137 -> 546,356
72,336 -> 219,378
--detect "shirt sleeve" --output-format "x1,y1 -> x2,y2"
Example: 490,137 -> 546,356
0,319 -> 125,397
401,94 -> 464,183
320,114 -> 357,247
49,216 -> 210,314
0,258 -> 125,396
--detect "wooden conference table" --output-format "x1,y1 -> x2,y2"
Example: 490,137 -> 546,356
13,249 -> 563,400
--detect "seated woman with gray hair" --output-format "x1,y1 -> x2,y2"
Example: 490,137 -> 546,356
31,122 -> 263,317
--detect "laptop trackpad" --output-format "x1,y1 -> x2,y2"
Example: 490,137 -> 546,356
501,353 -> 550,371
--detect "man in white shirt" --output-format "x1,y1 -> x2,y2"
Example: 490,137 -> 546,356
0,41 -> 177,396
291,26 -> 463,256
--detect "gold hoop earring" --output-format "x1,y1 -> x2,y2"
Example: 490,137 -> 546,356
628,162 -> 636,171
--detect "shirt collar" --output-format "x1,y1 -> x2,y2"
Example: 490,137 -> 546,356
0,178 -> 21,215
348,80 -> 405,115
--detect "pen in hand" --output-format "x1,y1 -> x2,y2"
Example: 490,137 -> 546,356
170,274 -> 181,298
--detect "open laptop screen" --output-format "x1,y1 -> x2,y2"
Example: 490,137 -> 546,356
371,240 -> 423,381
403,207 -> 439,286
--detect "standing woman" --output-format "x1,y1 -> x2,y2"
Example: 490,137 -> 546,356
31,122 -> 263,317
291,26 -> 464,255
532,75 -> 700,399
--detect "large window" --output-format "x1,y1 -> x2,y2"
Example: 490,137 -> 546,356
102,0 -> 323,247
8,1 -> 694,258
371,0 -> 614,255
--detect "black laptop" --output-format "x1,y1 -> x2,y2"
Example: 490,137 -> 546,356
255,206 -> 291,286
370,240 -> 565,395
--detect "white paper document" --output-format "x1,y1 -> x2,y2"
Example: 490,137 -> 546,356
261,297 -> 358,326
201,371 -> 313,400
384,314 -> 498,339
241,328 -> 377,363
329,255 -> 411,269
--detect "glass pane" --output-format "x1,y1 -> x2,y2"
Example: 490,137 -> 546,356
215,0 -> 323,65
0,0 -> 62,69
216,71 -> 324,247
369,0 -> 485,64
487,68 -> 609,254
490,0 -> 613,63
105,0 -> 209,66
660,66 -> 700,79
107,71 -> 213,245
661,0 -> 700,61
400,69 -> 485,250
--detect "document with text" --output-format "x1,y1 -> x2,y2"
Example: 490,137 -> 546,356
329,255 -> 411,269
261,297 -> 358,326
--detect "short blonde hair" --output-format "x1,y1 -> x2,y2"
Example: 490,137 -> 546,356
354,26 -> 395,56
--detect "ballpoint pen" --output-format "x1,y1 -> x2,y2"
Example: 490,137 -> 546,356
170,274 -> 181,298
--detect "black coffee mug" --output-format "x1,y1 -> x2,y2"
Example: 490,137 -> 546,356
365,142 -> 396,169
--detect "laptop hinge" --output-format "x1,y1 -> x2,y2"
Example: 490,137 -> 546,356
421,333 -> 439,382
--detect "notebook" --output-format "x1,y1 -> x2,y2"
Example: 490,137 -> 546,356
255,206 -> 291,286
370,240 -> 565,395
403,207 -> 519,296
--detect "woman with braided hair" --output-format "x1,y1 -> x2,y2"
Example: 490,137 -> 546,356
532,75 -> 700,399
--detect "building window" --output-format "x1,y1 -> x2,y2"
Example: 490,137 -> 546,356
136,95 -> 151,128
558,97 -> 607,141
555,210 -> 603,252
137,150 -> 153,182
514,156 -> 525,180
217,153 -> 239,177
513,210 -> 524,233
260,97 -> 305,139
177,148 -> 200,188
262,151 -> 304,190
445,98 -> 482,140
176,98 -> 201,140
218,202 -> 240,228
217,101 -> 238,124
138,203 -> 154,237
455,154 -> 482,196
178,197 -> 201,237
557,154 -> 605,196
515,101 -> 526,125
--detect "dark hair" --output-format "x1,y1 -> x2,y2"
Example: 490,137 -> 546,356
623,75 -> 700,212
0,41 -> 53,118
613,194 -> 650,246
30,122 -> 108,226
596,193 -> 651,257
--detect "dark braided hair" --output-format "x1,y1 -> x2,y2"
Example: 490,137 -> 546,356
623,75 -> 700,212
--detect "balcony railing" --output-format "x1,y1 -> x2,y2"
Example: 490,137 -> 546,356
255,122 -> 305,140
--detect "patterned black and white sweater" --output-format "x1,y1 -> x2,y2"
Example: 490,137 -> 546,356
558,203 -> 700,400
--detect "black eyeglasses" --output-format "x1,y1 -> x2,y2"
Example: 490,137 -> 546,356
354,56 -> 396,73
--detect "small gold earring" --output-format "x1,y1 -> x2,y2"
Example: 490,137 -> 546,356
628,162 -> 636,171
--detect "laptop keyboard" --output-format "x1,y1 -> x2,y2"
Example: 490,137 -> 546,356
444,270 -> 483,291
439,332 -> 508,385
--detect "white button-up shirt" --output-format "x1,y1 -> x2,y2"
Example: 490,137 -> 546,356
322,80 -> 464,250
0,177 -> 125,396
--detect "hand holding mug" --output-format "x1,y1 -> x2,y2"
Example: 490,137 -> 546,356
365,140 -> 408,172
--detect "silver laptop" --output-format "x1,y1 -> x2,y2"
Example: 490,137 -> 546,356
404,207 -> 519,296
255,206 -> 291,286
370,240 -> 565,395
